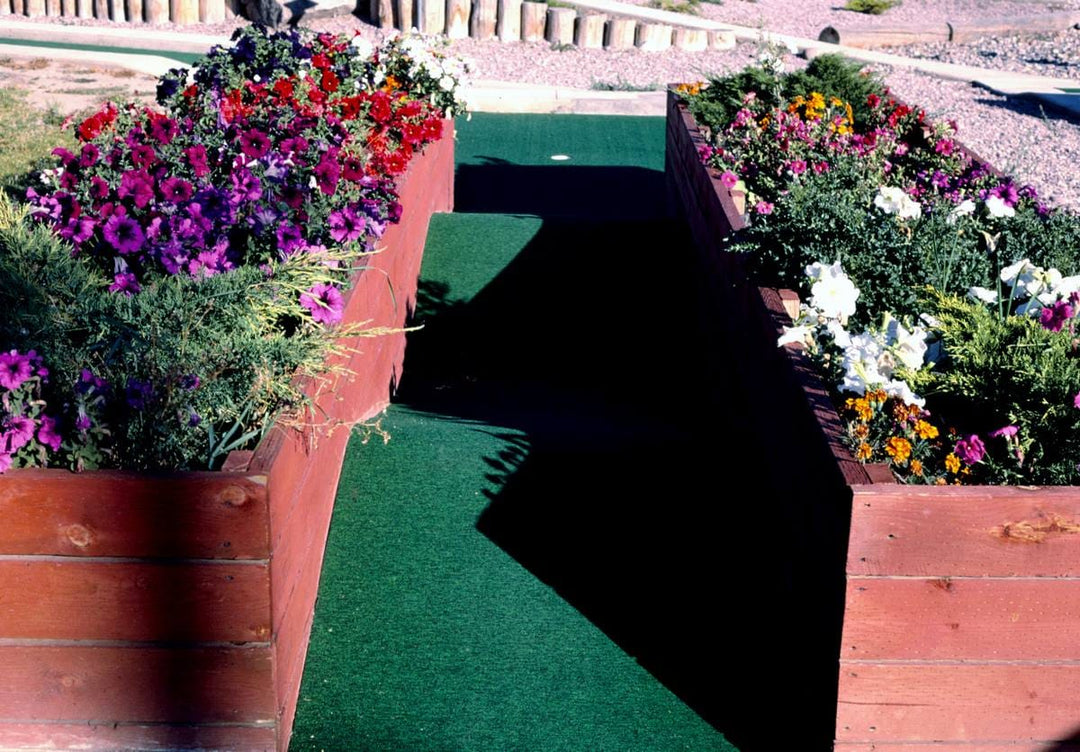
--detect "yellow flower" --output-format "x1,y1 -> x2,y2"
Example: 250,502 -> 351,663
829,96 -> 843,108
915,420 -> 939,440
382,75 -> 401,92
910,459 -> 924,476
853,424 -> 870,439
856,443 -> 873,461
808,92 -> 825,110
847,397 -> 873,422
885,436 -> 912,465
675,82 -> 703,96
945,453 -> 961,474
868,389 -> 888,404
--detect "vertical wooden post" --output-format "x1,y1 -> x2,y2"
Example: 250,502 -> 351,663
376,0 -> 394,27
45,0 -> 59,16
0,0 -> 10,16
24,0 -> 44,16
199,0 -> 224,21
520,0 -> 546,41
545,6 -> 574,45
673,27 -> 707,51
470,0 -> 496,38
635,22 -> 671,50
604,17 -> 635,48
126,0 -> 143,20
496,0 -> 520,41
170,0 -> 197,23
395,0 -> 412,31
415,0 -> 444,32
710,29 -> 735,49
575,13 -> 605,48
59,0 -> 73,14
144,0 -> 165,20
75,0 -> 92,16
445,0 -> 469,38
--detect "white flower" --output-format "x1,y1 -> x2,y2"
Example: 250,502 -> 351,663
808,262 -> 860,323
777,325 -> 813,348
826,320 -> 851,349
985,195 -> 1015,219
874,185 -> 922,220
439,75 -> 456,91
884,316 -> 928,372
999,258 -> 1031,284
882,379 -> 925,408
839,332 -> 886,394
350,36 -> 374,59
967,286 -> 998,304
946,199 -> 976,225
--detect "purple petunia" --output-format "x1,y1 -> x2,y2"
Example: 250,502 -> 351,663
59,216 -> 96,245
229,169 -> 262,205
125,378 -> 154,410
103,214 -> 146,255
79,143 -> 100,168
109,271 -> 142,296
314,152 -> 341,196
0,452 -> 10,474
327,206 -> 365,243
954,434 -> 986,465
159,176 -> 195,204
37,415 -> 62,452
0,350 -> 33,391
300,282 -> 344,325
118,170 -> 154,209
239,129 -> 272,159
1039,300 -> 1074,333
186,144 -> 210,177
276,222 -> 305,255
149,115 -> 179,145
1,414 -> 36,453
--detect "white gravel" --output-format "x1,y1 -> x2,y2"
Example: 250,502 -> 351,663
7,0 -> 1080,208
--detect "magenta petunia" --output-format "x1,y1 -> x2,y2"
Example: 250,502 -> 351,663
314,153 -> 341,196
719,171 -> 738,189
2,414 -> 36,453
1074,391 -> 1080,410
1039,300 -> 1074,333
103,215 -> 146,255
37,415 -> 62,452
989,425 -> 1019,439
239,129 -> 271,159
109,271 -> 142,296
300,282 -> 344,325
149,115 -> 179,145
0,350 -> 33,391
0,452 -> 10,474
185,145 -> 210,178
118,170 -> 154,209
327,206 -> 365,243
159,176 -> 194,204
954,434 -> 986,465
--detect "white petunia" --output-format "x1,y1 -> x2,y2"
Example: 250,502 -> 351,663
777,325 -> 813,348
826,320 -> 851,349
882,379 -> 926,408
967,286 -> 998,304
884,316 -> 928,372
874,185 -> 922,220
946,199 -> 977,225
808,265 -> 860,323
985,195 -> 1016,218
350,36 -> 374,59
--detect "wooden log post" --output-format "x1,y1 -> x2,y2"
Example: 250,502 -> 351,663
144,0 -> 165,21
545,6 -> 575,45
110,0 -> 125,19
948,12 -> 1080,43
575,12 -> 605,48
45,0 -> 58,15
75,0 -> 92,16
818,22 -> 950,47
416,0 -> 444,33
59,0 -> 73,14
126,0 -> 143,20
170,0 -> 196,23
377,0 -> 394,27
24,0 -> 44,16
604,16 -> 635,49
470,0 -> 496,39
673,27 -> 707,51
92,0 -> 106,17
710,29 -> 735,49
496,0 -> 521,41
395,0 -> 413,32
520,1 -> 546,42
199,0 -> 224,21
635,21 -> 671,51
445,0 -> 469,37
0,0 -> 9,15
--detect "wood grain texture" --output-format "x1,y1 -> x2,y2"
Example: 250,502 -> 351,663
818,22 -> 950,47
842,577 -> 1080,661
604,16 -> 635,48
849,486 -> 1080,577
496,0 -> 520,40
545,6 -> 574,44
0,471 -> 269,559
520,0 -> 546,41
470,0 -> 496,38
0,560 -> 270,643
445,0 -> 468,36
575,13 -> 605,47
0,722 -> 275,750
949,12 -> 1080,43
836,663 -> 1080,742
0,645 -> 274,724
635,21 -> 671,50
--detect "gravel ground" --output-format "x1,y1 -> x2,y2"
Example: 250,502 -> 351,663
6,0 -> 1080,208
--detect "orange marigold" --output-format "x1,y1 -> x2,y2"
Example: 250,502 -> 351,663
914,420 -> 939,440
944,453 -> 961,474
856,443 -> 873,461
884,436 -> 912,465
909,459 -> 924,476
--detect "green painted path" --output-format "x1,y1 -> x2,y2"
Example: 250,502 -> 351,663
290,114 -> 763,751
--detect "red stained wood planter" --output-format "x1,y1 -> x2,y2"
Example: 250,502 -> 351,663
666,88 -> 1080,749
0,124 -> 455,751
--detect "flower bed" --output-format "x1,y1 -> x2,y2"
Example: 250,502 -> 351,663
0,26 -> 460,751
667,78 -> 1080,746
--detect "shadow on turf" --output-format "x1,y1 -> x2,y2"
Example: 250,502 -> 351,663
397,191 -> 850,750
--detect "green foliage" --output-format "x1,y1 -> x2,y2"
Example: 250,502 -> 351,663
646,0 -> 700,14
0,194 -> 335,471
784,54 -> 885,127
912,292 -> 1080,485
844,0 -> 900,14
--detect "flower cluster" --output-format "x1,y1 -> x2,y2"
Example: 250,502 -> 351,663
0,350 -> 61,473
969,258 -> 1080,331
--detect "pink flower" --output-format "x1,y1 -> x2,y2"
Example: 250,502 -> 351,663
0,452 -> 10,474
788,160 -> 807,176
2,414 -> 36,453
954,434 -> 986,465
1074,391 -> 1080,410
300,283 -> 344,325
1039,300 -> 1074,332
0,350 -> 33,391
720,170 -> 738,189
754,201 -> 774,215
989,425 -> 1018,439
37,415 -> 62,452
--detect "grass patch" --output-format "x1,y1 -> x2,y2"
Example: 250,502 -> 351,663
843,0 -> 900,14
589,79 -> 663,92
54,85 -> 131,97
646,0 -> 700,13
0,87 -> 74,199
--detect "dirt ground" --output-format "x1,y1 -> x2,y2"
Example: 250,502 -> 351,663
0,54 -> 157,116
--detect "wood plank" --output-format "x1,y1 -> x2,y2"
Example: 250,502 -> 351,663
0,645 -> 274,723
575,12 -> 604,47
635,21 -> 671,51
470,0 -> 495,37
673,27 -> 707,51
496,0 -> 520,40
199,0 -> 224,22
169,0 -> 196,22
0,560 -> 270,643
0,471 -> 269,559
394,0 -> 411,30
842,577 -> 1080,661
445,0 -> 469,37
545,6 -> 574,44
604,16 -> 635,48
0,722 -> 275,750
143,0 -> 164,20
818,22 -> 951,47
849,486 -> 1080,576
520,0 -> 546,41
416,0 -> 445,34
949,12 -> 1080,44
836,663 -> 1080,742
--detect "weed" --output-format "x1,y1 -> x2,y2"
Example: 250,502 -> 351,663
589,79 -> 662,91
843,0 -> 901,14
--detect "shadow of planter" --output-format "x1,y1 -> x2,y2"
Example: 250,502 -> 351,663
0,124 -> 455,752
667,88 -> 1080,748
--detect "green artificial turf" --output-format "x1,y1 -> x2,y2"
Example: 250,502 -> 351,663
0,37 -> 202,66
292,114 -> 759,751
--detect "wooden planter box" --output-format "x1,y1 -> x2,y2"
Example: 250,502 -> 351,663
666,89 -> 1080,749
0,124 -> 455,752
